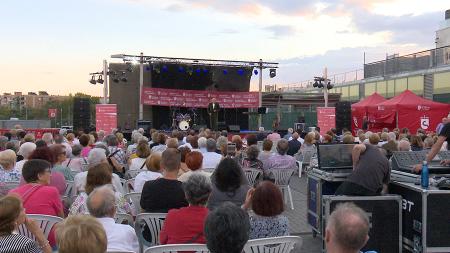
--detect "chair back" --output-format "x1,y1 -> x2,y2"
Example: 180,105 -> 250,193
269,169 -> 294,186
124,192 -> 142,214
18,214 -> 63,240
65,180 -> 75,197
243,169 -> 262,186
135,213 -> 167,252
126,169 -> 141,179
114,213 -> 134,227
123,179 -> 135,193
4,181 -> 20,191
144,244 -> 209,253
243,236 -> 302,253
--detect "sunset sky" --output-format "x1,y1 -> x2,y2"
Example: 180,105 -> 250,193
0,0 -> 448,96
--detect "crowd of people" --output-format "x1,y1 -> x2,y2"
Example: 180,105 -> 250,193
0,115 -> 448,252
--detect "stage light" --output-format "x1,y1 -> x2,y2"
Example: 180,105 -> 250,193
313,81 -> 318,88
203,68 -> 208,73
162,65 -> 168,72
237,69 -> 244,76
97,75 -> 104,84
89,75 -> 96,84
254,69 -> 258,75
318,82 -> 324,88
121,76 -> 127,82
196,68 -> 201,74
113,76 -> 120,83
178,66 -> 184,73
327,81 -> 333,90
269,68 -> 276,78
223,69 -> 228,75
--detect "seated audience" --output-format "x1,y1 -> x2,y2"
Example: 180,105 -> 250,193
381,132 -> 398,158
134,153 -> 163,193
241,145 -> 263,171
243,181 -> 289,239
178,147 -> 191,177
9,159 -> 64,247
62,144 -> 85,172
79,134 -> 92,158
335,134 -> 390,196
87,185 -> 139,253
264,139 -> 297,171
126,131 -> 143,157
128,140 -> 151,171
179,151 -> 211,182
151,133 -> 167,153
70,163 -> 131,215
208,158 -> 249,210
287,132 -> 302,156
198,137 -> 207,153
398,139 -> 411,151
56,215 -> 107,253
267,130 -> 281,142
49,144 -> 74,181
325,202 -> 369,253
258,139 -> 273,165
423,137 -> 434,150
15,142 -> 36,172
0,150 -> 20,182
166,138 -> 179,149
0,195 -> 52,253
203,138 -> 222,169
410,135 -> 424,151
283,128 -> 293,140
160,173 -> 212,244
105,134 -> 126,166
204,202 -> 250,253
295,132 -> 317,162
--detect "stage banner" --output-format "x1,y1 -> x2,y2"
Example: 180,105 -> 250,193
317,107 -> 336,136
48,108 -> 57,118
96,104 -> 117,135
141,87 -> 259,108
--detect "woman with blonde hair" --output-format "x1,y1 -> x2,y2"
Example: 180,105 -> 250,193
134,153 -> 163,193
128,140 -> 151,170
295,132 -> 317,162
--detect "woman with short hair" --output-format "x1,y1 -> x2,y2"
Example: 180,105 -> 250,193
241,145 -> 263,171
49,144 -> 74,181
79,134 -> 91,158
0,195 -> 52,253
178,151 -> 211,182
0,149 -> 20,182
160,173 -> 212,244
134,153 -> 163,193
243,180 -> 289,239
128,141 -> 151,171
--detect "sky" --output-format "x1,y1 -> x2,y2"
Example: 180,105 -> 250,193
0,0 -> 448,96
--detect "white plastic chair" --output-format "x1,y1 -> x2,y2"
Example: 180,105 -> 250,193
123,179 -> 135,193
4,181 -> 20,191
126,169 -> 141,179
144,244 -> 210,253
114,213 -> 134,227
134,213 -> 167,253
124,192 -> 142,214
243,236 -> 302,253
243,168 -> 262,187
268,169 -> 295,210
18,214 -> 63,240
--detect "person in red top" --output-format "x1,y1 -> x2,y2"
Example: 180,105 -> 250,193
9,159 -> 64,247
159,173 -> 212,244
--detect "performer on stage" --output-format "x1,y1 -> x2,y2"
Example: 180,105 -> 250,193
207,98 -> 220,131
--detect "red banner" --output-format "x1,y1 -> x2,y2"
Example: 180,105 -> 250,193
317,107 -> 336,136
48,108 -> 57,118
141,88 -> 259,108
96,104 -> 117,135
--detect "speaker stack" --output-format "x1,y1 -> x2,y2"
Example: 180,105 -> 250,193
73,98 -> 91,132
335,101 -> 352,134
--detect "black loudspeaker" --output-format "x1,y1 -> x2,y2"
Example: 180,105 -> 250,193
258,107 -> 267,114
73,98 -> 91,132
227,125 -> 240,132
335,101 -> 351,133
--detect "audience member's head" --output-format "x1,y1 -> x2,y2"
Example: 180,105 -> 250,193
410,135 -> 423,148
246,134 -> 257,146
205,202 -> 250,253
85,163 -> 112,194
304,132 -> 316,145
49,144 -> 67,164
57,215 -> 107,253
325,202 -> 369,253
104,134 -> 118,147
190,136 -> 199,149
206,138 -> 217,152
246,145 -> 260,161
17,142 -> 36,160
87,148 -> 107,167
0,150 -> 16,170
380,132 -> 388,142
231,135 -> 243,151
42,133 -> 53,145
71,144 -> 82,157
342,134 -> 355,144
216,136 -> 228,151
262,139 -> 273,151
79,134 -> 90,148
87,185 -> 116,218
136,141 -> 151,159
166,138 -> 179,149
53,134 -> 64,144
0,195 -> 24,236
198,137 -> 207,149
157,133 -> 167,145
183,173 -> 212,206
29,146 -> 55,165
276,139 -> 289,155
398,140 -> 411,151
23,133 -> 35,143
22,159 -> 52,184
368,134 -> 380,145
214,158 -> 243,193
423,137 -> 434,149
251,181 -> 284,217
292,132 -> 299,140
323,134 -> 332,144
161,148 -> 181,173
387,132 -> 396,142
145,153 -> 162,172
185,151 -> 203,171
220,130 -> 228,137
179,146 -> 191,164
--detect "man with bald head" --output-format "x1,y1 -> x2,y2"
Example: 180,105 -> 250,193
325,202 -> 370,253
87,185 -> 139,253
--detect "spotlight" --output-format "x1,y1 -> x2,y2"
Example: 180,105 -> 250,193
162,65 -> 168,73
89,75 -> 96,84
237,69 -> 244,76
317,82 -> 324,88
121,76 -> 127,82
327,81 -> 333,90
196,68 -> 201,74
203,68 -> 208,73
254,69 -> 259,75
97,75 -> 104,84
269,69 -> 276,78
178,66 -> 184,73
313,81 -> 318,88
223,69 -> 228,75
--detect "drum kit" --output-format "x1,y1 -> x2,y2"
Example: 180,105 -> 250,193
171,108 -> 198,131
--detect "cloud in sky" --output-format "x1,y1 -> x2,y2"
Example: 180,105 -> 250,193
0,0 -> 447,96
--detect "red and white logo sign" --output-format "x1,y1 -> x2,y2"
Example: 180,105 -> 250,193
420,116 -> 430,129
48,109 -> 57,118
417,105 -> 430,111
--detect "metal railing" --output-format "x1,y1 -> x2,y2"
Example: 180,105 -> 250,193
364,45 -> 450,78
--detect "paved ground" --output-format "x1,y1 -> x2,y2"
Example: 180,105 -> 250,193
282,175 -> 323,253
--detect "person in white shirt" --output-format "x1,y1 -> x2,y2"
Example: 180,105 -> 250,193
87,185 -> 139,253
134,153 -> 163,193
74,148 -> 123,195
128,141 -> 151,171
198,137 -> 208,153
15,142 -> 36,172
202,138 -> 222,169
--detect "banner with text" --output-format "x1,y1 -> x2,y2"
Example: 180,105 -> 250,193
96,104 -> 117,135
317,107 -> 336,136
141,88 -> 259,108
48,108 -> 57,118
